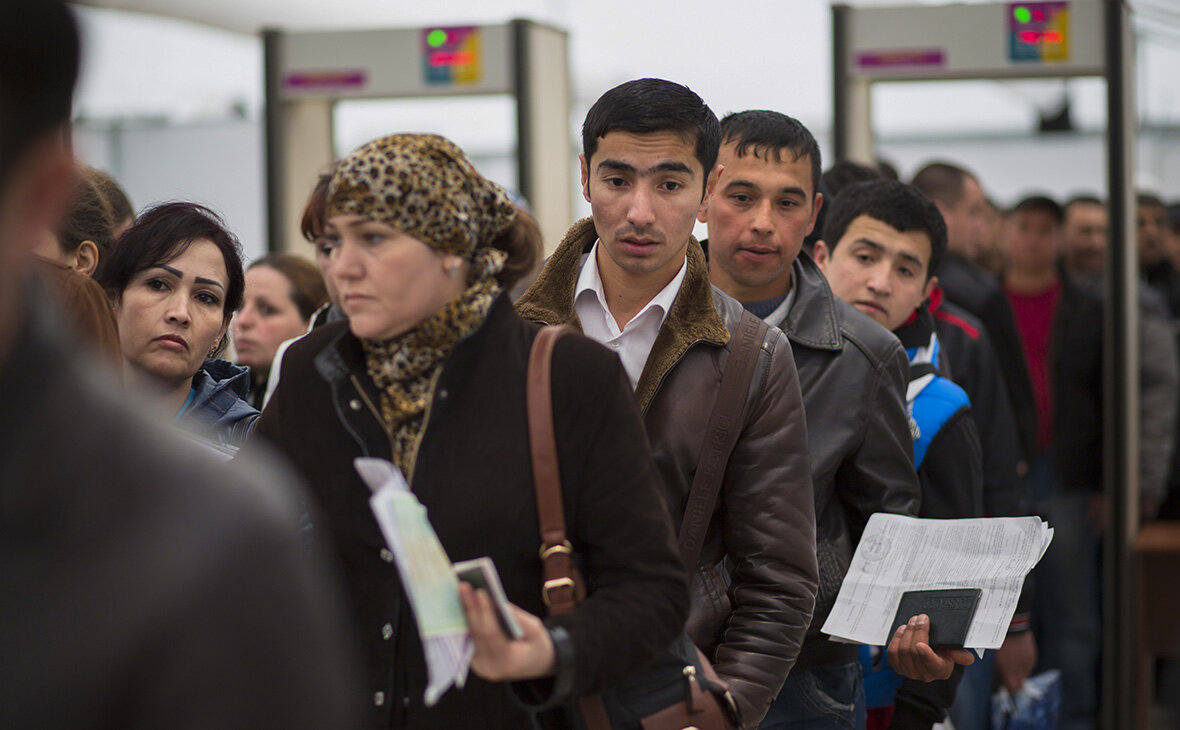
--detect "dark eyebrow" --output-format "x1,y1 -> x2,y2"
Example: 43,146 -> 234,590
596,159 -> 694,177
723,179 -> 807,198
895,251 -> 925,269
151,264 -> 224,290
851,238 -> 925,269
649,161 -> 693,176
597,159 -> 636,175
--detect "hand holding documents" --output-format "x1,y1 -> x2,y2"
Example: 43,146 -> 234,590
356,457 -> 473,706
822,514 -> 1053,652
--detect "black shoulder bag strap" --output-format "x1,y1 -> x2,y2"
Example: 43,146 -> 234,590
677,309 -> 770,569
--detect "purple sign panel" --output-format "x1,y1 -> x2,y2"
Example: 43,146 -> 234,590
856,49 -> 946,70
284,70 -> 368,92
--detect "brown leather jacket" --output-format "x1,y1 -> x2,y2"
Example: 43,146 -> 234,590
517,219 -> 818,727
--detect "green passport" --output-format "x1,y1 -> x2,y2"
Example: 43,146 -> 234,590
892,588 -> 982,649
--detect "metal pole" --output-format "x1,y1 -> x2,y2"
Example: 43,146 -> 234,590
262,29 -> 283,254
832,5 -> 849,162
1102,1 -> 1138,728
511,19 -> 533,206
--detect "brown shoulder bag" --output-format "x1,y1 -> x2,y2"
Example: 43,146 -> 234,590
526,317 -> 767,729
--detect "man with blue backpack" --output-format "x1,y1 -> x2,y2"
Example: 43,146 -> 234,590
814,179 -> 984,729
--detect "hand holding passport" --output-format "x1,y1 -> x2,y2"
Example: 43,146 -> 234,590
886,589 -> 980,681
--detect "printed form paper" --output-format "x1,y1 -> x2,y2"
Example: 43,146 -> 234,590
356,457 -> 474,706
821,513 -> 1053,651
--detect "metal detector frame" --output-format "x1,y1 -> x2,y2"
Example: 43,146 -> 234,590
262,19 -> 572,255
832,2 -> 1137,726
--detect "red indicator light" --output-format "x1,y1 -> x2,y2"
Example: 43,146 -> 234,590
429,51 -> 476,67
1020,31 -> 1040,43
1043,31 -> 1062,43
1032,9 -> 1044,21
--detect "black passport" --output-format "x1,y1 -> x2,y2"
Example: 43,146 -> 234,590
892,588 -> 982,649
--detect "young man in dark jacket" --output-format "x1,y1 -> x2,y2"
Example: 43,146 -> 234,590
0,3 -> 362,728
911,163 -> 1038,471
517,79 -> 818,727
698,110 -> 923,729
814,180 -> 984,729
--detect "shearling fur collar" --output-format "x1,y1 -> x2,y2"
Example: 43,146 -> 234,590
516,217 -> 729,411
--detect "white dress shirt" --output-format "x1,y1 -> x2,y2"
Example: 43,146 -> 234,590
574,241 -> 689,390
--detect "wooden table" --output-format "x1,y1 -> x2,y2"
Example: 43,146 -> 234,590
1135,522 -> 1180,727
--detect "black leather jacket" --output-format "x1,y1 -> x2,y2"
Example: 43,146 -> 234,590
770,253 -> 921,674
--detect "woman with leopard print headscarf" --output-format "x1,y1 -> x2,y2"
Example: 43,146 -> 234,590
249,134 -> 687,730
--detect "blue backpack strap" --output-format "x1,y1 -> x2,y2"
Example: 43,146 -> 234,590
909,374 -> 970,470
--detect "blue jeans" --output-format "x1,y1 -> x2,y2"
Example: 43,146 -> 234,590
759,660 -> 867,730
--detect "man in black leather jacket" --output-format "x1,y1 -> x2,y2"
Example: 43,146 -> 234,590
700,110 -> 920,730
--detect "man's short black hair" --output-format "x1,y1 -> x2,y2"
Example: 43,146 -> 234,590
0,0 -> 79,189
1065,195 -> 1104,212
582,78 -> 720,188
822,180 -> 948,280
821,159 -> 882,200
717,110 -> 822,197
911,161 -> 977,208
1011,195 -> 1064,225
1138,191 -> 1166,210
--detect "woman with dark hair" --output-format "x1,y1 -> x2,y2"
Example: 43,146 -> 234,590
95,201 -> 258,454
251,134 -> 687,729
233,253 -> 328,408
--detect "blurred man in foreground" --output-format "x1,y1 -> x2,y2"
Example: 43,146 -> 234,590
0,3 -> 362,727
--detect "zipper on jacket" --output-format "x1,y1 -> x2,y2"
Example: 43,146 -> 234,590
349,373 -> 394,456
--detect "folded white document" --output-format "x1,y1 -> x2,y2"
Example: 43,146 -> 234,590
821,513 -> 1053,651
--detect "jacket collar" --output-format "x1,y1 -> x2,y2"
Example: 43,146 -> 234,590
516,217 -> 729,411
893,303 -> 936,352
776,252 -> 844,351
187,358 -> 257,425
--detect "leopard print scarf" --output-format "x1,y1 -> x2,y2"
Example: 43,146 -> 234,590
361,246 -> 506,477
330,133 -> 518,477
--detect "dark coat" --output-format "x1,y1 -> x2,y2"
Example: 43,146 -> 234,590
517,220 -> 818,727
932,298 -> 1035,626
889,305 -> 984,729
0,286 -> 362,730
932,297 -> 1026,522
938,254 -> 1038,466
254,294 -> 688,730
1044,275 -> 1104,492
766,252 -> 921,675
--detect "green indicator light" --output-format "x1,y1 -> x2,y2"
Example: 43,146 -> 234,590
1014,6 -> 1032,23
427,29 -> 447,48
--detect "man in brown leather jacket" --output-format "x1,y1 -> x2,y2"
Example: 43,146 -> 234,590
700,110 -> 921,729
517,78 -> 818,727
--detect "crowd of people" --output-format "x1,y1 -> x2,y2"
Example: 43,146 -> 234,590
7,3 -> 1180,730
